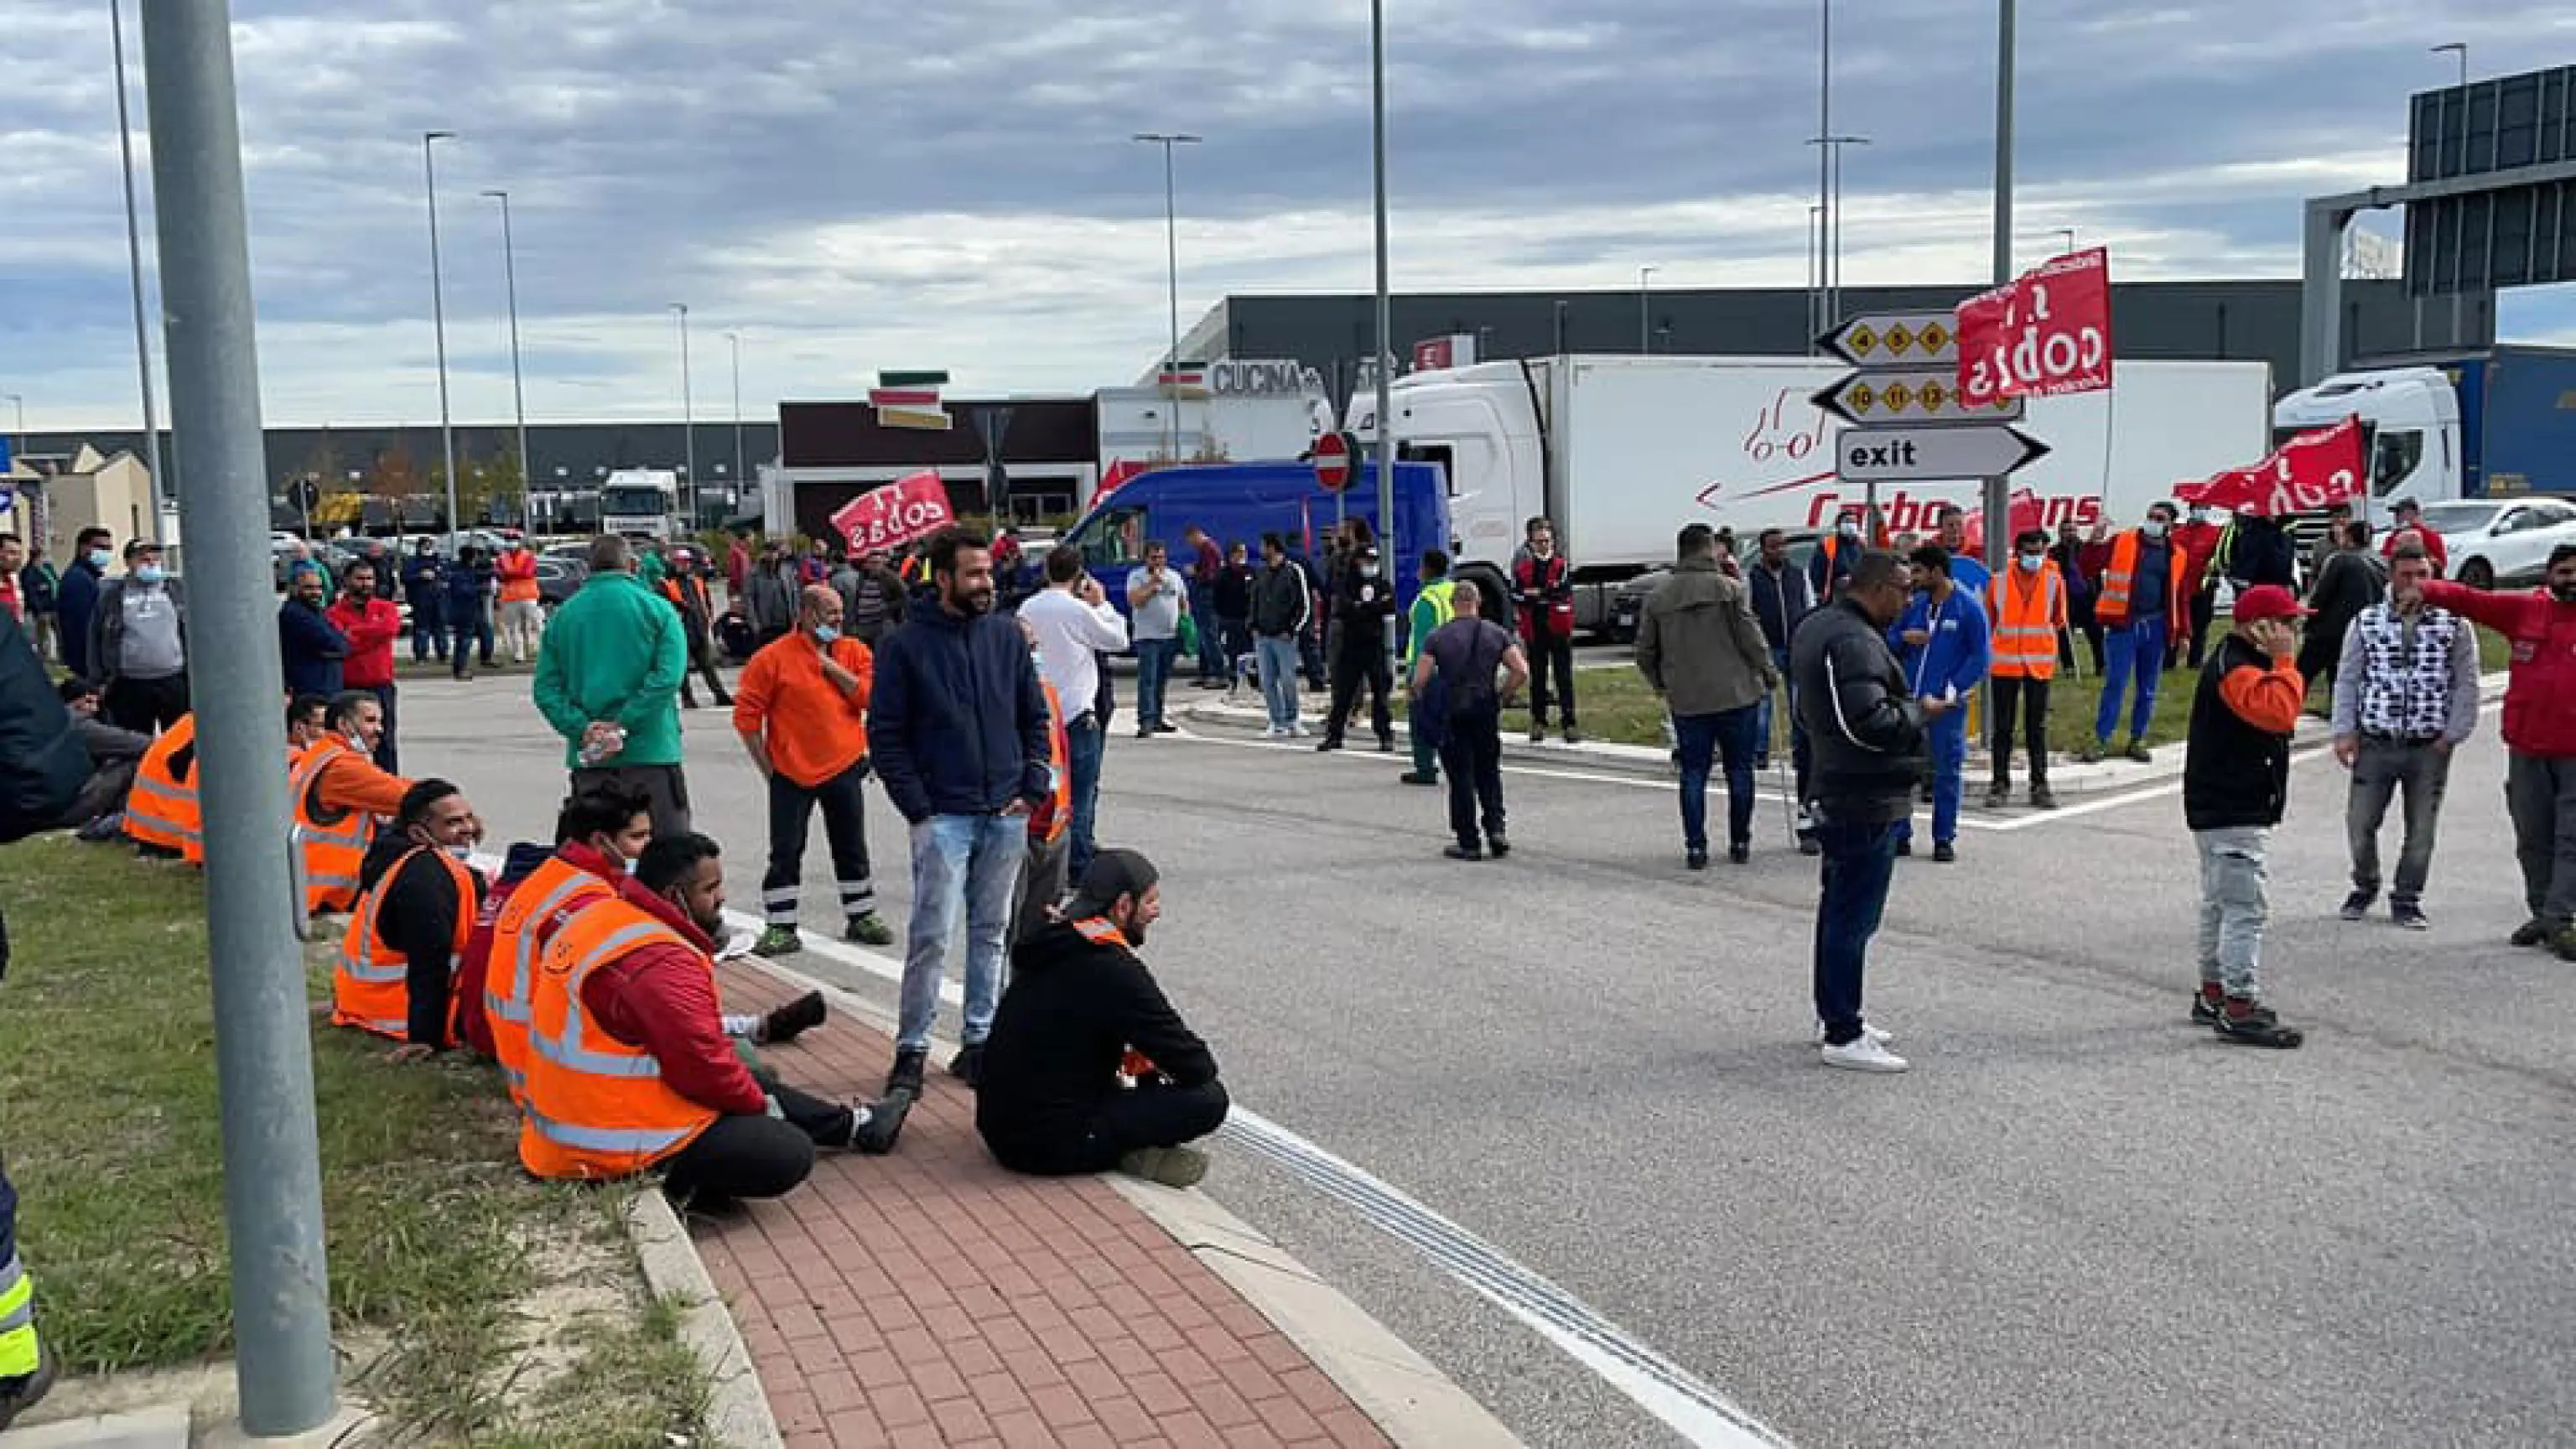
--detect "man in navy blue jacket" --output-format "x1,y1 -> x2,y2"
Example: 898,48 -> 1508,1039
867,527 -> 1053,1096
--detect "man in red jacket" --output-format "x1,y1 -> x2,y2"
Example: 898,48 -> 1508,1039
327,561 -> 406,771
1510,517 -> 1581,744
583,833 -> 913,1205
2423,543 -> 2576,959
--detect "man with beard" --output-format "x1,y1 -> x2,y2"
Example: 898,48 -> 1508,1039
328,561 -> 406,771
519,831 -> 913,1202
975,850 -> 1228,1187
868,527 -> 1054,1095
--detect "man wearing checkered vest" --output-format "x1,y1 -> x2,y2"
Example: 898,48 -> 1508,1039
2329,542 -> 2481,931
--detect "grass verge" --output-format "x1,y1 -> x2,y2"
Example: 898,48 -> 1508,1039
0,835 -> 708,1446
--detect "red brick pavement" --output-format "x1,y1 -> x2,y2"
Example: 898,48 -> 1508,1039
699,963 -> 1397,1449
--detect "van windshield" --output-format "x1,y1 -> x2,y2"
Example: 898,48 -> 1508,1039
1070,506 -> 1148,569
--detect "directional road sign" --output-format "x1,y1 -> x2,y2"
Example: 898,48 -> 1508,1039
1810,367 -> 2022,426
1816,311 -> 1961,369
1835,424 -> 2049,484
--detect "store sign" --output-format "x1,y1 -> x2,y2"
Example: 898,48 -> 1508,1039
1208,359 -> 1323,399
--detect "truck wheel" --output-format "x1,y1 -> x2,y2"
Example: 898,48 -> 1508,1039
2459,558 -> 2495,590
1455,563 -> 1515,636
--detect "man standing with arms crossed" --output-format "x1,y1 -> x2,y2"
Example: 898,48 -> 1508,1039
1249,533 -> 1311,739
534,535 -> 692,838
1794,551 -> 1933,1072
2331,543 -> 2479,930
870,528 -> 1054,1093
735,584 -> 898,956
2421,544 -> 2576,958
1017,545 -> 1130,879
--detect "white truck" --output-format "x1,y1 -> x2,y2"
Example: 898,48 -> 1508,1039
1351,354 -> 2274,633
598,468 -> 682,541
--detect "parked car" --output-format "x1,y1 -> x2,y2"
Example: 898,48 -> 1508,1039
2421,496 -> 2576,589
1607,530 -> 1824,643
539,539 -> 592,564
535,555 -> 587,610
325,537 -> 398,582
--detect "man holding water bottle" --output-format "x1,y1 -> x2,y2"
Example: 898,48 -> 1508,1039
535,535 -> 694,837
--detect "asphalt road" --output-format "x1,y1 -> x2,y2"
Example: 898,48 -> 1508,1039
399,672 -> 2575,1449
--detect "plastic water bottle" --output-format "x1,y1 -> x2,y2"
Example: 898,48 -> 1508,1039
579,725 -> 626,766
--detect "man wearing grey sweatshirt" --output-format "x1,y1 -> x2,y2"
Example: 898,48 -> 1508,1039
2330,541 -> 2482,931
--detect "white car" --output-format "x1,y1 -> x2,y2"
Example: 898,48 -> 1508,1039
2418,497 -> 2576,589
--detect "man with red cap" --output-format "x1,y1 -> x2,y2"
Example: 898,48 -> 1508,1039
2183,584 -> 2312,1048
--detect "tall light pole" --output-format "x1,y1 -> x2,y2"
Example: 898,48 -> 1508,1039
725,331 -> 746,508
1638,266 -> 1658,352
1133,132 -> 1202,462
670,303 -> 694,529
1808,135 -> 1869,330
1808,204 -> 1826,348
110,0 -> 167,534
2433,43 -> 2470,344
3,394 -> 19,451
1370,0 -> 1395,641
480,190 -> 532,529
1985,0 -> 2016,584
422,129 -> 460,535
1817,0 -> 1833,351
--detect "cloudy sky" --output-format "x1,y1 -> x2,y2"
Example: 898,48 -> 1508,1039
1,0 -> 2568,431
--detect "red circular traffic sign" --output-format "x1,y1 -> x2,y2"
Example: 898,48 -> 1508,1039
1312,430 -> 1353,493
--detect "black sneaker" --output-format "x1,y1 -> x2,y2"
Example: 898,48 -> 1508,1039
2391,902 -> 2430,932
2212,1001 -> 2304,1049
2030,784 -> 2059,810
0,1343 -> 57,1433
2339,889 -> 2376,922
1314,737 -> 1343,752
1685,847 -> 1710,871
1931,842 -> 1957,864
850,1089 -> 915,1155
1562,729 -> 1583,745
948,1041 -> 985,1086
886,1046 -> 927,1096
1984,785 -> 2010,810
1154,721 -> 1178,735
2511,917 -> 2553,948
2190,991 -> 2224,1026
2123,740 -> 2153,764
1399,771 -> 1439,787
760,990 -> 827,1046
1894,838 -> 1914,858
1797,834 -> 1822,858
1443,843 -> 1484,862
1487,834 -> 1511,859
1728,843 -> 1751,866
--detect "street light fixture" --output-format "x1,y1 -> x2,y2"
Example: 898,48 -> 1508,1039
2432,42 -> 2467,89
1133,132 -> 1202,462
422,130 -> 460,534
1638,266 -> 1658,353
670,303 -> 695,527
480,190 -> 532,529
1806,134 -> 1870,330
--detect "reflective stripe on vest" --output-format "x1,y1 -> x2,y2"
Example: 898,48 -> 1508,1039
484,859 -> 617,1102
125,715 -> 203,856
292,742 -> 377,911
1985,567 -> 2064,679
335,847 -> 477,1043
517,901 -> 717,1180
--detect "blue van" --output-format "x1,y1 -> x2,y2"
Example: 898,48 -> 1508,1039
1049,460 -> 1453,621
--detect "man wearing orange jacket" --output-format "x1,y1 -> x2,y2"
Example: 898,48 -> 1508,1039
519,832 -> 912,1203
293,691 -> 415,914
493,538 -> 544,665
735,584 -> 896,955
1984,528 -> 2070,810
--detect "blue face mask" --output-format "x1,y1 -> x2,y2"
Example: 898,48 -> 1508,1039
2018,553 -> 2045,573
812,624 -> 841,645
87,549 -> 113,570
133,564 -> 166,586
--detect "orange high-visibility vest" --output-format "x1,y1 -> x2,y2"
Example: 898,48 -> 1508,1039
1027,680 -> 1074,846
483,854 -> 619,1104
2095,529 -> 2188,629
335,847 -> 478,1042
124,714 -> 203,861
291,740 -> 377,914
1984,564 -> 2067,681
518,896 -> 720,1182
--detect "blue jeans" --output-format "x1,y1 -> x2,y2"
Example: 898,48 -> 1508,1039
1256,636 -> 1301,730
1674,704 -> 1763,852
1134,636 -> 1179,729
1814,818 -> 1899,1045
1896,709 -> 1969,848
1064,716 -> 1105,879
1187,582 -> 1225,679
409,594 -> 446,661
897,813 -> 1029,1052
2095,614 -> 2169,742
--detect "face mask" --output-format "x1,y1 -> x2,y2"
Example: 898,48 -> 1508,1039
2018,553 -> 2045,573
624,855 -> 641,876
1360,564 -> 1381,578
442,844 -> 476,864
134,564 -> 166,585
813,624 -> 841,644
87,549 -> 113,569
2141,522 -> 2168,541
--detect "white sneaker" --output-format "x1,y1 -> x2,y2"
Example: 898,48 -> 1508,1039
1289,722 -> 1309,738
1820,1035 -> 1910,1072
1814,1021 -> 1895,1047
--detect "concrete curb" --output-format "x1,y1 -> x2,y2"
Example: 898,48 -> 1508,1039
625,1191 -> 784,1449
730,952 -> 1524,1449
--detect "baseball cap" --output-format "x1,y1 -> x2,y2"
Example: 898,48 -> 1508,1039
1064,848 -> 1159,919
2231,584 -> 2311,624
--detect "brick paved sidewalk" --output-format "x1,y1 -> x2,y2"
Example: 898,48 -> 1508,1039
696,963 -> 1397,1449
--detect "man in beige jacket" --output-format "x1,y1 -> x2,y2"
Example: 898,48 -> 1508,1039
1637,524 -> 1780,868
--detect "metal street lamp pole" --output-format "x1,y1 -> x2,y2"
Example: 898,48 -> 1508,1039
1985,0 -> 2016,584
423,130 -> 460,534
480,190 -> 532,529
1371,0 -> 1397,647
138,0 -> 335,1432
1134,132 -> 1202,462
1638,266 -> 1657,352
111,0 -> 168,534
1807,135 -> 1868,330
727,331 -> 745,506
670,304 -> 694,529
1817,0 -> 1832,346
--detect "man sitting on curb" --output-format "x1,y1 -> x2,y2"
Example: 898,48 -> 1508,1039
976,850 -> 1228,1188
520,832 -> 913,1205
336,779 -> 488,1057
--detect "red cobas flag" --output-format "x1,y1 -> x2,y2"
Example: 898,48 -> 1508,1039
1956,247 -> 2114,408
2174,417 -> 2365,517
831,470 -> 956,555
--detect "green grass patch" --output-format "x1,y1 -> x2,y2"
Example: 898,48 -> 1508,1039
0,836 -> 706,1444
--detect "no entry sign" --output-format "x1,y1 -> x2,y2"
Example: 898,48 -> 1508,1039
1956,247 -> 2114,408
1312,430 -> 1355,493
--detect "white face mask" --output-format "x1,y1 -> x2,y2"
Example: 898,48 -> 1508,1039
2142,520 -> 2169,540
442,844 -> 476,863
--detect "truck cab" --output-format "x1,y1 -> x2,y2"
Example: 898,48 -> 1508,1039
2270,367 -> 2463,522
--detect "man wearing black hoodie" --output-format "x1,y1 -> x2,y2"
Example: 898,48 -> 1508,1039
974,851 -> 1228,1188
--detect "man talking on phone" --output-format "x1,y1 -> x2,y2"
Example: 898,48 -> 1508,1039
1016,544 -> 1132,880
